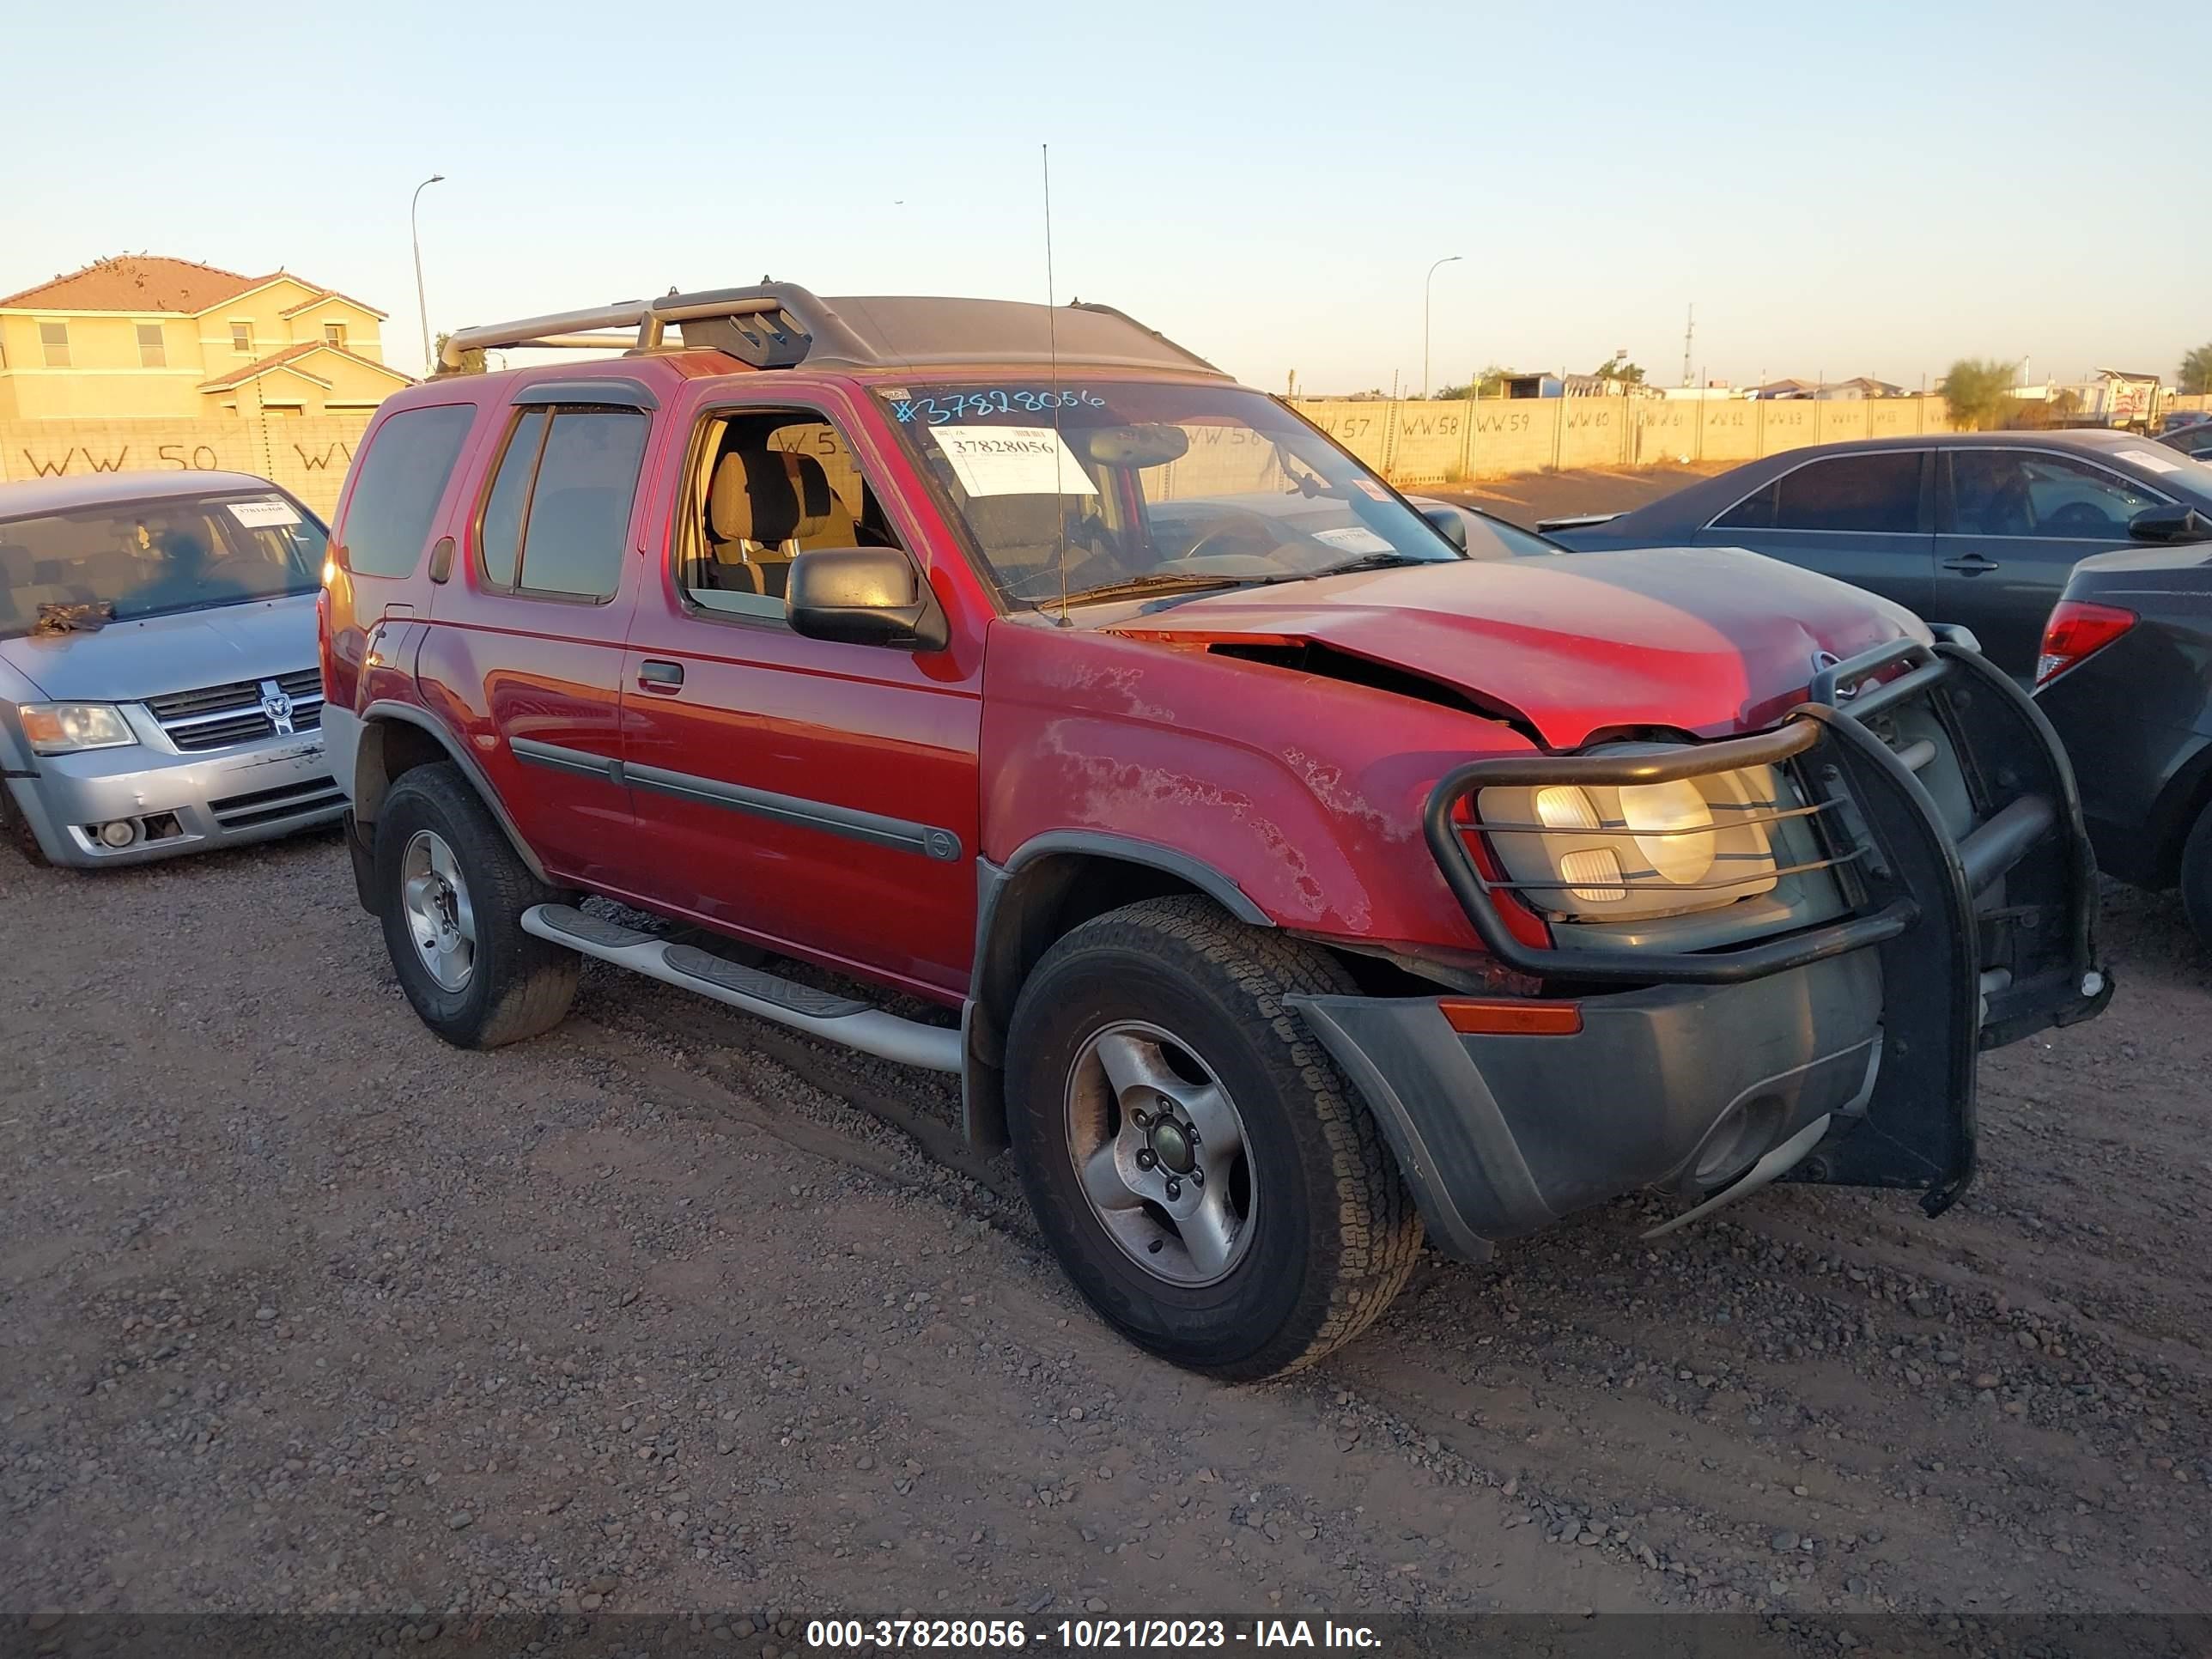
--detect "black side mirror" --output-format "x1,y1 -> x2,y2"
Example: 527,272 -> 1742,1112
1419,502 -> 1469,550
2128,504 -> 2212,544
787,548 -> 949,650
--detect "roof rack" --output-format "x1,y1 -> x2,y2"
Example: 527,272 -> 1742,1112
439,283 -> 1227,380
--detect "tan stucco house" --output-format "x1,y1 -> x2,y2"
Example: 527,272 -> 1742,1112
0,256 -> 415,420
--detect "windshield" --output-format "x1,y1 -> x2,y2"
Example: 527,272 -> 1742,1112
0,490 -> 325,636
878,381 -> 1462,607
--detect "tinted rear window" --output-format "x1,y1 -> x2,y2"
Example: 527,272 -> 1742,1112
1715,452 -> 1923,535
342,404 -> 477,577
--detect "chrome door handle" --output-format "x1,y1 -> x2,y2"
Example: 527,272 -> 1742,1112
637,659 -> 685,691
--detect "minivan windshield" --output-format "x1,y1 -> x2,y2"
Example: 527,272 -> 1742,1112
878,381 -> 1464,607
0,490 -> 326,636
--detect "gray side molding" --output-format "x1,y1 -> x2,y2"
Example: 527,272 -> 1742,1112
997,830 -> 1271,926
357,701 -> 553,883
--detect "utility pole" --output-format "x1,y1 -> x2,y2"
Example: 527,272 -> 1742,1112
1681,303 -> 1695,388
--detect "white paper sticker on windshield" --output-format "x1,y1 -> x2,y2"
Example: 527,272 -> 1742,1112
2117,447 -> 2183,474
1312,525 -> 1395,555
227,498 -> 304,527
931,426 -> 1097,498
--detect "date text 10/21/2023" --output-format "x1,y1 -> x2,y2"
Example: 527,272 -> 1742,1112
804,1618 -> 1383,1650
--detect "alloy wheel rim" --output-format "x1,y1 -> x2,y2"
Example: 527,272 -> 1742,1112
400,830 -> 477,993
1063,1019 -> 1256,1287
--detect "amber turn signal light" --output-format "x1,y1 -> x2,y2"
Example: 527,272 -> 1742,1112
1438,998 -> 1583,1036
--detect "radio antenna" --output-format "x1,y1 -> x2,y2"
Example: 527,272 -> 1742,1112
1044,143 -> 1073,627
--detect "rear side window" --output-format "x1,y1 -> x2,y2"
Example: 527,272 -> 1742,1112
342,404 -> 476,577
1714,452 -> 1923,535
477,408 -> 647,600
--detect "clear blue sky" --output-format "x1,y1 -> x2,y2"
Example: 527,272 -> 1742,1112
11,0 -> 2206,394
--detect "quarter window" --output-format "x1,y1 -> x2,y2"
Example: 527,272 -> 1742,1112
137,324 -> 167,368
1714,452 -> 1923,534
39,322 -> 70,368
339,404 -> 477,577
1948,450 -> 2166,539
477,407 -> 647,600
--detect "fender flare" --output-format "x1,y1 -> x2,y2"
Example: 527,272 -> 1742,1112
960,830 -> 1273,1152
356,700 -> 552,883
991,830 -> 1270,931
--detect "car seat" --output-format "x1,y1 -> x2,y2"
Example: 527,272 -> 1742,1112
702,448 -> 858,600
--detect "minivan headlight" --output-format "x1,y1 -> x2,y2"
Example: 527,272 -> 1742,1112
1477,765 -> 1786,921
18,702 -> 137,755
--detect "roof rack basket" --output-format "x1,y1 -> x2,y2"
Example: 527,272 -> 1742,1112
437,284 -> 1224,379
438,284 -> 856,373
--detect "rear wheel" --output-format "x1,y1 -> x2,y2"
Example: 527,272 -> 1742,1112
374,763 -> 577,1048
1005,896 -> 1422,1380
2181,801 -> 2212,950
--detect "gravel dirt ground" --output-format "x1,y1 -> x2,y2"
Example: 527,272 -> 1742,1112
3,804 -> 2209,1628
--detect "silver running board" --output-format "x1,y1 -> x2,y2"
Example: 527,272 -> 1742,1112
520,904 -> 961,1073
1641,1112 -> 1832,1240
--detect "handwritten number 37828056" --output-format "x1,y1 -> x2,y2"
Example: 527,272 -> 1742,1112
891,390 -> 1106,424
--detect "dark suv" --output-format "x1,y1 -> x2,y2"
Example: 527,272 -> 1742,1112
318,284 -> 2110,1379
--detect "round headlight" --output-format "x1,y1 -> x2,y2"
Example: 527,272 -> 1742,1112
1618,780 -> 1715,885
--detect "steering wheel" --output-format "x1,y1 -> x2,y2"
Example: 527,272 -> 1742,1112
1169,520 -> 1278,564
2043,501 -> 2120,536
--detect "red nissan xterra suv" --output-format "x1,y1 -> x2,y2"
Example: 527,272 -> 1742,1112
319,285 -> 2110,1379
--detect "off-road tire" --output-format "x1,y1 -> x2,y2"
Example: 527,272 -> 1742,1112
374,763 -> 578,1048
1004,895 -> 1423,1380
2182,800 -> 2212,951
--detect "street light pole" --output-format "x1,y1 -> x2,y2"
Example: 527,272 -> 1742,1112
411,173 -> 446,375
1423,254 -> 1462,398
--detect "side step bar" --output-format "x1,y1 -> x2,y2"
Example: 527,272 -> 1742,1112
520,904 -> 962,1073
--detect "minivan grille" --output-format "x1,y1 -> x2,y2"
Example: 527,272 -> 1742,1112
147,668 -> 325,752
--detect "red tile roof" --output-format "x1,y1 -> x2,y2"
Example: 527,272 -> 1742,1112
199,340 -> 414,393
0,255 -> 376,317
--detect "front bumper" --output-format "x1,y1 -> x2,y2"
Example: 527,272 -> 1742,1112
6,729 -> 345,868
1295,953 -> 1883,1259
1307,635 -> 2112,1259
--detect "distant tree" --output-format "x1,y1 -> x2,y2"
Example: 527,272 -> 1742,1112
432,331 -> 486,376
1435,363 -> 1510,399
1938,357 -> 2019,430
1594,355 -> 1646,386
2180,343 -> 2212,396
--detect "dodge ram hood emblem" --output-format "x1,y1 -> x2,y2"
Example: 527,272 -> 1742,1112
258,678 -> 296,737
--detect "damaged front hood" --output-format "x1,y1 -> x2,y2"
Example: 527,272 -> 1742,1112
0,593 -> 320,702
1108,546 -> 1928,749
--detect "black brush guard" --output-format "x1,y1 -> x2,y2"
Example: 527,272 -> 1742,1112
1420,634 -> 2112,1214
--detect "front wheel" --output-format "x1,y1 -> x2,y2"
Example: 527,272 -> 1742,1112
374,763 -> 578,1048
1004,896 -> 1422,1380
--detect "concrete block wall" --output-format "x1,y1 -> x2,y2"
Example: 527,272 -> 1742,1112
0,416 -> 371,519
1290,394 -> 1952,484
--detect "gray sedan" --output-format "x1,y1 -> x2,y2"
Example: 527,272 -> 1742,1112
1544,431 -> 2212,678
1,471 -> 343,867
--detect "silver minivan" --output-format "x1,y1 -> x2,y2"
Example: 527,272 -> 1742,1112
0,470 -> 343,867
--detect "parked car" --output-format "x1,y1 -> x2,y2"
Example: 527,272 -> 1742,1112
319,284 -> 2107,1379
2159,422 -> 2212,463
1543,433 -> 2212,680
2033,538 -> 2212,945
1,471 -> 342,867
